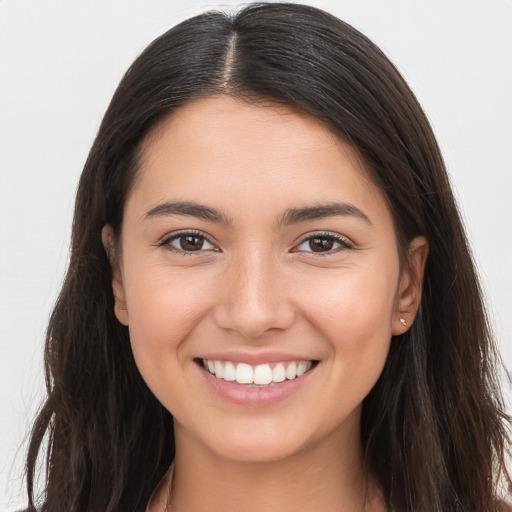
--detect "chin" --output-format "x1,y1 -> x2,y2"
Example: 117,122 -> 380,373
192,416 -> 321,465
213,436 -> 305,464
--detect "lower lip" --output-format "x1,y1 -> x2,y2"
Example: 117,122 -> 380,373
197,363 -> 317,408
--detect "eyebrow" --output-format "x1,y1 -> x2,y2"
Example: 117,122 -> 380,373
143,200 -> 372,226
144,201 -> 232,225
278,202 -> 372,226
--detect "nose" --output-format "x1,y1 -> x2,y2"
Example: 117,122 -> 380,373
212,252 -> 296,339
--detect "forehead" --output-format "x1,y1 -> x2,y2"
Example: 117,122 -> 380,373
127,95 -> 390,227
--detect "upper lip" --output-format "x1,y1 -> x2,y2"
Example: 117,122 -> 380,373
197,351 -> 316,366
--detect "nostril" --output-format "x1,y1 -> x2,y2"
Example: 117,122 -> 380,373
211,302 -> 296,339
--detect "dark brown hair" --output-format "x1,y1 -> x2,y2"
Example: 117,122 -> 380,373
25,3 -> 510,511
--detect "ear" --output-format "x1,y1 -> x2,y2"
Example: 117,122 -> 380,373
102,225 -> 129,326
392,236 -> 429,335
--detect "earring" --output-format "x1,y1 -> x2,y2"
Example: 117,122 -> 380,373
399,317 -> 407,326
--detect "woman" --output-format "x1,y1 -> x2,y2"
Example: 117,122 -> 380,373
24,3 -> 510,511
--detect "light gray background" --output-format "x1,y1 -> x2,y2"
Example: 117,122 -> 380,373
1,0 -> 511,509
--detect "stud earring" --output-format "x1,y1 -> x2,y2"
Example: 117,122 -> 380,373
399,317 -> 407,326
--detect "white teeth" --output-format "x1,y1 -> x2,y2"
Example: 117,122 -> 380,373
204,359 -> 314,385
272,363 -> 286,383
297,361 -> 311,376
223,361 -> 236,381
214,361 -> 224,379
285,361 -> 297,380
253,364 -> 273,385
235,363 -> 253,384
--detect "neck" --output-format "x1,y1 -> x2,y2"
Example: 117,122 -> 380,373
151,420 -> 385,512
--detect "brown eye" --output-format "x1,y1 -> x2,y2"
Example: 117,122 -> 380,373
162,232 -> 216,253
308,237 -> 334,252
179,234 -> 205,251
294,233 -> 352,254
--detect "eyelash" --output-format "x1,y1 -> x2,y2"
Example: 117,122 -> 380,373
158,230 -> 353,256
292,232 -> 354,255
157,230 -> 218,255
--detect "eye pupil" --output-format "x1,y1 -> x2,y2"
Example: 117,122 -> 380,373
309,237 -> 334,252
180,235 -> 204,251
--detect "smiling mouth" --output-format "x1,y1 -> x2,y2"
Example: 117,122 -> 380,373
198,358 -> 318,387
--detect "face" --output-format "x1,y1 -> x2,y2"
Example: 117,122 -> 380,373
104,96 -> 426,464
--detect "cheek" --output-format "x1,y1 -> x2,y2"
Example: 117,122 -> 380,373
299,263 -> 399,356
300,265 -> 398,419
123,265 -> 215,372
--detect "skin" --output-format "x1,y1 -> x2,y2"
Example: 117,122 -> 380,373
103,96 -> 428,512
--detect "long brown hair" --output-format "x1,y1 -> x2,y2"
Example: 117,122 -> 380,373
25,3 -> 511,511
